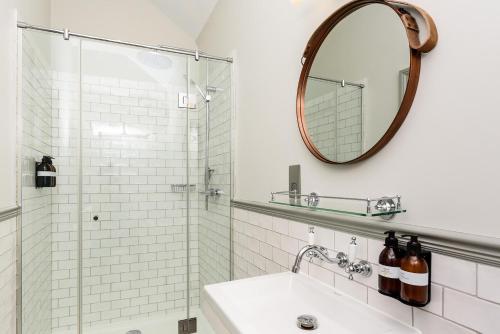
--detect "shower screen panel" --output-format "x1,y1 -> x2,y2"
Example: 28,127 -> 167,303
79,40 -> 190,333
19,27 -> 232,334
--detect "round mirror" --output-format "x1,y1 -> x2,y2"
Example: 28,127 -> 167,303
297,1 -> 422,164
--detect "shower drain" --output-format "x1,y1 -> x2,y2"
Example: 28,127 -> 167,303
297,314 -> 318,330
126,330 -> 142,334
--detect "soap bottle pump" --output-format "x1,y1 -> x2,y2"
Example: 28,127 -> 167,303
378,231 -> 401,297
399,235 -> 429,306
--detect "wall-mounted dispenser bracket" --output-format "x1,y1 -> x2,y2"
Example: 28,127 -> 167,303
379,243 -> 432,307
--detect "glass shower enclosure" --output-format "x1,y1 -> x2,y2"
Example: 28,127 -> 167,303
18,26 -> 232,334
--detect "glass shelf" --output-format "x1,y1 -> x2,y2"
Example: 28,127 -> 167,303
269,191 -> 406,219
269,200 -> 406,217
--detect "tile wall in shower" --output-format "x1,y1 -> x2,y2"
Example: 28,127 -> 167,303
336,85 -> 362,162
304,90 -> 338,159
50,69 -> 80,332
50,73 -> 200,331
304,84 -> 362,162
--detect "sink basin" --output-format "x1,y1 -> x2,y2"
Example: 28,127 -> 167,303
202,272 -> 420,334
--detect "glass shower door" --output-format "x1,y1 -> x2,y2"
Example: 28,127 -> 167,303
80,40 -> 190,333
188,57 -> 233,333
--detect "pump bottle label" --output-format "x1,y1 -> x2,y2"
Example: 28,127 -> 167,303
399,270 -> 428,286
37,171 -> 56,177
379,265 -> 400,279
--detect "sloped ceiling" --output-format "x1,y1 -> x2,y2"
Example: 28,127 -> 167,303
151,0 -> 218,39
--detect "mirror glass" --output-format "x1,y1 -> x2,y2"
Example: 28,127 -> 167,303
304,4 -> 410,162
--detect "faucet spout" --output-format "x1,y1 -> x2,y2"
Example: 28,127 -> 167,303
292,244 -> 347,273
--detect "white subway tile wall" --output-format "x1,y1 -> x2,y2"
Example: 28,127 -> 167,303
50,72 -> 199,330
51,66 -> 80,332
0,218 -> 17,334
233,208 -> 500,333
336,85 -> 362,162
304,82 -> 362,162
304,89 -> 337,159
21,33 -> 53,334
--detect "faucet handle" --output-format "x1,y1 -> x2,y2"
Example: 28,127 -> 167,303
345,260 -> 372,280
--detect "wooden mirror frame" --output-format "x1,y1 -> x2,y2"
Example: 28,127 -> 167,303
297,0 -> 437,164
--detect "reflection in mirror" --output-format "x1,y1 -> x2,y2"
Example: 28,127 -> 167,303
303,4 -> 410,163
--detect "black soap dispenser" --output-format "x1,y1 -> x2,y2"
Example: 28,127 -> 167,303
36,156 -> 56,188
399,235 -> 429,306
378,231 -> 401,297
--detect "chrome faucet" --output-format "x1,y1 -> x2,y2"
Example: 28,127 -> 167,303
291,238 -> 372,280
291,244 -> 348,273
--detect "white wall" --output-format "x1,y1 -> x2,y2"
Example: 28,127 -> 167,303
0,0 -> 51,208
50,0 -> 196,49
198,0 -> 500,239
0,1 -> 19,209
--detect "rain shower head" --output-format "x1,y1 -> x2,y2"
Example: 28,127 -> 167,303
137,51 -> 172,70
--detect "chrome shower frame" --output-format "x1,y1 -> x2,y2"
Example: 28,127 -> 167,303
17,22 -> 233,63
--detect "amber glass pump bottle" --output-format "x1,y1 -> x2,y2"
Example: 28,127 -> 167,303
378,231 -> 401,297
399,235 -> 429,306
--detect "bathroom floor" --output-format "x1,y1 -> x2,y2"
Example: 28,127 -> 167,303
54,309 -> 215,334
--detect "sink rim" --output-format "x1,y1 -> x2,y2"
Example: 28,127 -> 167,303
203,272 -> 422,334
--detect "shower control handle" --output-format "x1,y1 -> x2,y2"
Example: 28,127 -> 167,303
200,188 -> 224,197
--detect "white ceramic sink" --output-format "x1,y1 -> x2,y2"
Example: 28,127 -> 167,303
202,272 -> 420,334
